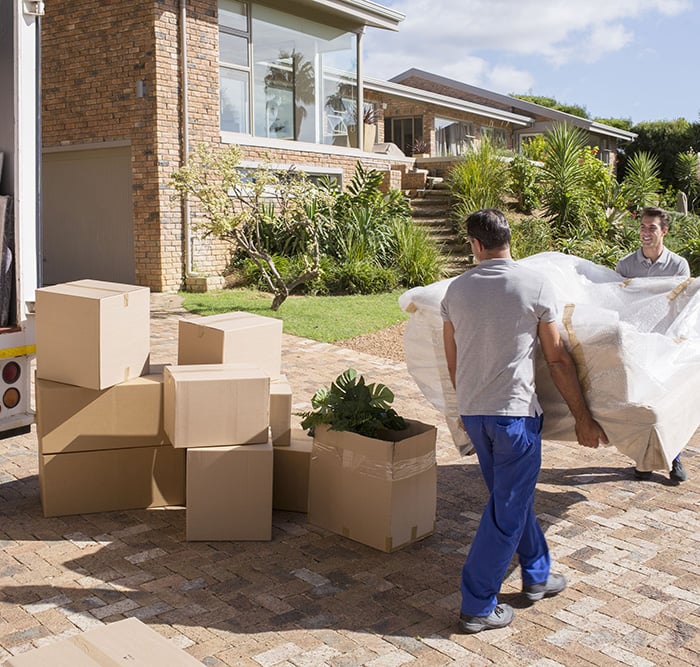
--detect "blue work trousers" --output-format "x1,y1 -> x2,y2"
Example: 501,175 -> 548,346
460,415 -> 550,616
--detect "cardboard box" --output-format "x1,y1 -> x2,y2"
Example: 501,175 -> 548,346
36,279 -> 150,390
4,617 -> 203,666
186,441 -> 273,541
163,364 -> 270,448
39,445 -> 185,517
273,429 -> 312,512
178,312 -> 283,378
36,368 -> 168,454
270,375 -> 292,446
307,419 -> 437,552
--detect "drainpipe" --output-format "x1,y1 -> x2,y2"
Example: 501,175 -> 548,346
179,0 -> 194,281
356,27 -> 363,152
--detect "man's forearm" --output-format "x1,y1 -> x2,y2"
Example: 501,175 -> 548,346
547,353 -> 593,422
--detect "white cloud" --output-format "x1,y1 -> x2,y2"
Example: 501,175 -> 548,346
364,0 -> 693,82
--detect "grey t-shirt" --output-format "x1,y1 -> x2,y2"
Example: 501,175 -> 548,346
616,247 -> 690,278
441,258 -> 557,417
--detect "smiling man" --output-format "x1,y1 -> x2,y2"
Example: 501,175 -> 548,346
616,206 -> 691,482
616,206 -> 690,279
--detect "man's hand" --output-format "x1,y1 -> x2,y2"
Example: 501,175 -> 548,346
575,416 -> 608,449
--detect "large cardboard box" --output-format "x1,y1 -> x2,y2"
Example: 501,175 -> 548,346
307,419 -> 437,552
186,442 -> 273,541
270,375 -> 292,446
178,312 -> 283,378
273,429 -> 312,512
39,445 -> 185,517
4,617 -> 203,666
36,368 -> 168,454
36,280 -> 150,390
163,364 -> 269,447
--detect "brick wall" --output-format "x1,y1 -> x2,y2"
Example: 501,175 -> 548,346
42,0 -> 407,291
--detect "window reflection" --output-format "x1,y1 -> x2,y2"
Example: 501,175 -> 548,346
218,2 -> 357,144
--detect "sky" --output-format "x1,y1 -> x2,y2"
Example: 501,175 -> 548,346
363,0 -> 700,125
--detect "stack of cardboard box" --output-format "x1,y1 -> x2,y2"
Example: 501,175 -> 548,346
35,280 -> 185,518
35,282 -> 314,537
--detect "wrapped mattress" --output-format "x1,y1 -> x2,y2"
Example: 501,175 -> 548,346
399,251 -> 700,468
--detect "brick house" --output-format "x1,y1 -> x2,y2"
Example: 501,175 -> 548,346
40,0 -> 409,292
380,68 -> 637,168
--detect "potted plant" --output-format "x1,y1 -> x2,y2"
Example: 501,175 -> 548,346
410,137 -> 430,158
300,368 -> 437,553
299,368 -> 406,437
347,103 -> 378,151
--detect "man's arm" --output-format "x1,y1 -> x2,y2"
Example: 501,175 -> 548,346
537,320 -> 608,448
443,320 -> 457,389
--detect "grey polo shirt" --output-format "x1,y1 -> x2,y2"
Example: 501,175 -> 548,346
616,248 -> 690,278
440,258 -> 557,417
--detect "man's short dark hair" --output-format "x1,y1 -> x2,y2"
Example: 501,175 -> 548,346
640,206 -> 670,230
466,208 -> 511,250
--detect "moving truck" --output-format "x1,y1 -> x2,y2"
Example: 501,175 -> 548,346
0,1 -> 43,436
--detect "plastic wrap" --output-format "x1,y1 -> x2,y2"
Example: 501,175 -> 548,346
400,252 -> 700,468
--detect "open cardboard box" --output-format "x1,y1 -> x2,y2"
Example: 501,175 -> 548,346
308,419 -> 437,552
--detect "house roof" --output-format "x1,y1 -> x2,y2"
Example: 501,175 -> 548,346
364,76 -> 533,127
291,0 -> 405,31
390,68 -> 637,141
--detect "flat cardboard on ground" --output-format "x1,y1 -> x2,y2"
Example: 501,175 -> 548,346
308,419 -> 437,552
40,445 -> 185,517
35,279 -> 150,390
36,367 -> 168,454
273,428 -> 312,512
186,441 -> 273,541
178,312 -> 283,378
163,363 -> 270,447
4,617 -> 202,666
270,375 -> 292,446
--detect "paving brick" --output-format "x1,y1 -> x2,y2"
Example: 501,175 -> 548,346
0,294 -> 698,665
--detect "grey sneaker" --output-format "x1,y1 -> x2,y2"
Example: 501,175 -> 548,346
458,603 -> 514,634
670,458 -> 687,482
522,572 -> 567,602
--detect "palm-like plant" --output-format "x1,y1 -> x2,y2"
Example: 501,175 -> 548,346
539,124 -> 588,235
674,150 -> 700,212
621,151 -> 661,214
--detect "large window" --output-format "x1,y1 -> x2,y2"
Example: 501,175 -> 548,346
434,117 -> 474,157
219,1 -> 357,145
384,116 -> 423,155
219,1 -> 250,133
480,125 -> 507,148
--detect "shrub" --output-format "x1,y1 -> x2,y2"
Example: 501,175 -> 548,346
447,137 -> 511,223
327,261 -> 400,295
509,153 -> 542,214
389,219 -> 445,286
510,217 -> 555,259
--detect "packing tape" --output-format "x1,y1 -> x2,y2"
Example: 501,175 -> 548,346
667,277 -> 692,302
562,303 -> 591,393
313,441 -> 435,481
0,344 -> 36,358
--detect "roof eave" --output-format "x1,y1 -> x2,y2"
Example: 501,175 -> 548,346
365,77 -> 532,127
306,0 -> 405,31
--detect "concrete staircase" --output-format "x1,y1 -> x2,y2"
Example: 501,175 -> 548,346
406,178 -> 473,276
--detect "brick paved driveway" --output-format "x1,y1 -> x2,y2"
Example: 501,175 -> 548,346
1,294 -> 698,666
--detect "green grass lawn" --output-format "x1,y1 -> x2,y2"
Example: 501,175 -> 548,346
180,288 -> 409,342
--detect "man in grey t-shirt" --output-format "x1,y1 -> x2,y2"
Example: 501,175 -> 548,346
441,209 -> 607,634
616,206 -> 691,482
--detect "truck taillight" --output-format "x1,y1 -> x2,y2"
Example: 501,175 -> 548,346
2,361 -> 21,384
0,357 -> 31,419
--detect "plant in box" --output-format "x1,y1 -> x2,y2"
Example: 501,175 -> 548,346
299,368 -> 407,438
301,369 -> 437,552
